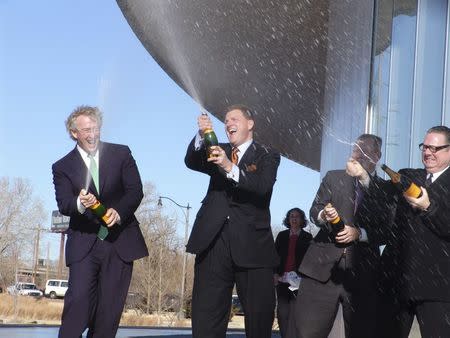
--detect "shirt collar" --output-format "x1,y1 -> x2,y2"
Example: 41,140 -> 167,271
428,166 -> 449,182
234,139 -> 253,159
76,145 -> 99,162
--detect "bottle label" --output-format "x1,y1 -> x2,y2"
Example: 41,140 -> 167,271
405,184 -> 422,198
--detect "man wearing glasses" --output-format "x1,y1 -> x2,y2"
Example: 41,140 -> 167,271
52,105 -> 148,338
378,126 -> 450,337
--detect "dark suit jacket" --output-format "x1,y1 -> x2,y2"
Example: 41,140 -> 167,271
52,142 -> 149,266
275,229 -> 312,275
185,138 -> 280,268
300,169 -> 391,283
381,168 -> 450,302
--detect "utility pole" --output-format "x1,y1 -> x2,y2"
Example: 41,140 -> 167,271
32,226 -> 41,284
58,233 -> 65,278
157,196 -> 191,320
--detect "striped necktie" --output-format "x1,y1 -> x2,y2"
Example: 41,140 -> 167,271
425,173 -> 433,187
231,147 -> 239,165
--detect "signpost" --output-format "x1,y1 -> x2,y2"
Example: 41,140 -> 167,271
51,211 -> 70,278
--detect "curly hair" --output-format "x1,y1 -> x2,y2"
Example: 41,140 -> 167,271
282,207 -> 307,229
65,105 -> 103,141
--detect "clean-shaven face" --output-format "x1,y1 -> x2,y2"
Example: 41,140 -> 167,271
71,115 -> 100,155
422,132 -> 450,173
289,210 -> 304,230
224,109 -> 254,147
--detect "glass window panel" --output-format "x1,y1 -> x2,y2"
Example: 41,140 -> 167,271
411,0 -> 447,167
385,5 -> 417,170
443,1 -> 450,126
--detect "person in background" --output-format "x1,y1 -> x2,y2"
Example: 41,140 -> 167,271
185,104 -> 281,338
274,207 -> 312,338
295,134 -> 390,338
378,125 -> 450,337
52,105 -> 148,338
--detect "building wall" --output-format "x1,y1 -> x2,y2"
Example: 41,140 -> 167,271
320,0 -> 375,176
369,0 -> 450,171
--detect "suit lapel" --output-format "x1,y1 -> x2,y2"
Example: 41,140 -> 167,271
97,142 -> 108,196
69,147 -> 97,194
238,142 -> 257,170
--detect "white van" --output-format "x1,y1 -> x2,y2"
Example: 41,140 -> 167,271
44,279 -> 68,299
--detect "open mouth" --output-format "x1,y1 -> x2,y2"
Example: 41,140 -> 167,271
228,127 -> 237,135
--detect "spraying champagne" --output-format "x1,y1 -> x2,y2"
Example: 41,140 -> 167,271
325,203 -> 345,233
201,111 -> 219,159
381,164 -> 422,198
82,189 -> 109,240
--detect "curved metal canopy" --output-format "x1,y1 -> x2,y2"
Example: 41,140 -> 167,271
117,0 -> 332,171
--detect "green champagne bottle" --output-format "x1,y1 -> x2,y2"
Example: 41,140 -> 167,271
89,200 -> 109,240
204,128 -> 218,159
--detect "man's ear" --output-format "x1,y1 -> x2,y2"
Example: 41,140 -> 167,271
248,119 -> 255,131
70,129 -> 78,140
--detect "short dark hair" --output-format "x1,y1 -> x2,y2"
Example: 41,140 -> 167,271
224,104 -> 254,120
356,134 -> 382,152
283,208 -> 307,229
427,126 -> 450,144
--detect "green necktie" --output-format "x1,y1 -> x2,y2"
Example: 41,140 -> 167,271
88,154 -> 108,240
88,154 -> 99,192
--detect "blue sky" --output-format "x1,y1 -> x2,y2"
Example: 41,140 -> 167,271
0,1 -> 320,259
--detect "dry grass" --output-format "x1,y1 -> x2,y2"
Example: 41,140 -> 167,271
0,294 -> 62,323
0,294 -> 196,328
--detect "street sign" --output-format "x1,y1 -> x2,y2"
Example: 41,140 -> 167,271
51,210 -> 70,232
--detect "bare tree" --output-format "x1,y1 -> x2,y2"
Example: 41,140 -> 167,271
0,177 -> 46,287
129,182 -> 186,325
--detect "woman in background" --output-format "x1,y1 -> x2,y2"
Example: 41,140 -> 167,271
274,208 -> 313,338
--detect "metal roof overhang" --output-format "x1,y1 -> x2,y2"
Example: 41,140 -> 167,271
117,0 -> 332,171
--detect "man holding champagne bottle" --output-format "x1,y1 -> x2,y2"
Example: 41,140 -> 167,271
52,105 -> 148,338
185,105 -> 280,338
378,126 -> 450,337
295,134 -> 391,338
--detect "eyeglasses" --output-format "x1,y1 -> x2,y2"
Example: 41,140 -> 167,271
418,143 -> 450,153
78,127 -> 100,134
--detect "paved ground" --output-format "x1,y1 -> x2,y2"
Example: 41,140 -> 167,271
0,325 -> 281,338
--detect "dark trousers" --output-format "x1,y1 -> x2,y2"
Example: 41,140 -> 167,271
59,239 -> 133,338
295,257 -> 377,338
276,284 -> 297,338
377,295 -> 450,338
191,223 -> 275,338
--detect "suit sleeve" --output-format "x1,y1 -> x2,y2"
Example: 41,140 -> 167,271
52,163 -> 82,217
420,189 -> 450,238
115,147 -> 144,224
310,172 -> 332,227
235,150 -> 280,196
184,137 -> 217,176
359,176 -> 397,246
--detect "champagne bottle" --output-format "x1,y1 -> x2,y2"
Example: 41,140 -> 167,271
90,200 -> 109,223
89,200 -> 109,240
325,203 -> 345,233
381,164 -> 422,198
201,112 -> 218,159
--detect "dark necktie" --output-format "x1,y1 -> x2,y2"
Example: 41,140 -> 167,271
425,173 -> 433,187
354,181 -> 364,215
231,147 -> 239,165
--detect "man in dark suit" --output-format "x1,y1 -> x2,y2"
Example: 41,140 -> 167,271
185,104 -> 280,338
52,105 -> 148,338
378,126 -> 450,337
295,134 -> 390,338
